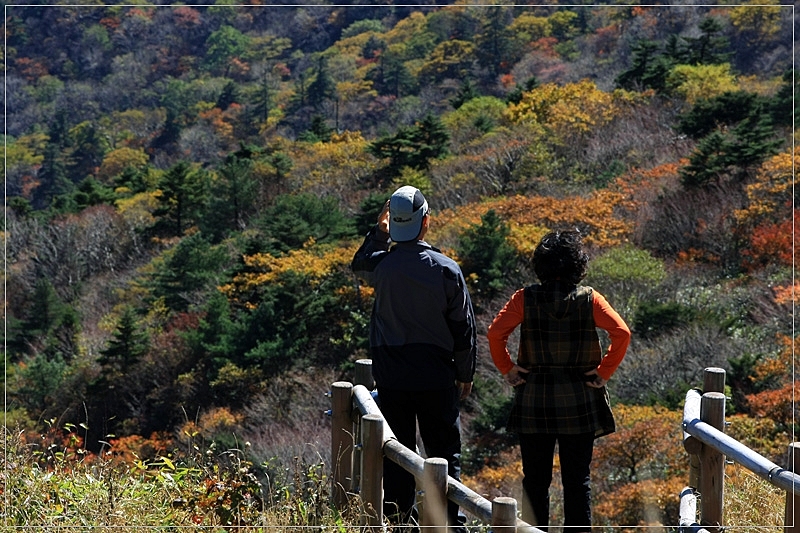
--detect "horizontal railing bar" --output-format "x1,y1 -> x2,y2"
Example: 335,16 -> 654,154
683,390 -> 800,495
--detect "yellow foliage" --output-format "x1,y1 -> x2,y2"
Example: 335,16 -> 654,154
666,63 -> 738,104
5,133 -> 47,167
287,131 -> 379,200
429,192 -> 632,254
219,241 -> 361,305
418,40 -> 475,82
509,13 -> 551,42
198,406 -> 243,436
384,11 -> 428,46
336,79 -> 377,102
505,80 -> 635,140
98,146 -> 149,182
333,31 -> 374,56
114,190 -> 160,231
729,0 -> 782,42
734,146 -> 797,226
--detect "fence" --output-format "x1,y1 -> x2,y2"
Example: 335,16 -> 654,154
331,362 -> 800,532
680,367 -> 800,533
329,359 -> 540,533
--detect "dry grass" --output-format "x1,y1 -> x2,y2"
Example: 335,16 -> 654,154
724,465 -> 785,532
0,425 -> 364,531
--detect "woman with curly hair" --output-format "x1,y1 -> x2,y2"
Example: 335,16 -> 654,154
487,229 -> 631,532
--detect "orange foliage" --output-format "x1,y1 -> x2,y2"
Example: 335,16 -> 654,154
20,424 -> 96,469
106,432 -> 174,465
531,36 -> 559,56
745,381 -> 799,430
14,57 -> 49,82
199,107 -> 237,145
741,212 -> 796,271
752,334 -> 795,387
461,448 -> 523,502
773,283 -> 798,306
675,247 -> 720,266
592,405 -> 685,493
173,6 -> 201,27
593,24 -> 621,57
500,73 -> 515,89
593,476 -> 684,530
99,16 -> 121,31
610,162 -> 683,214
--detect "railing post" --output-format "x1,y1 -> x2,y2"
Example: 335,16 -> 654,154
703,367 -> 726,395
355,359 -> 375,390
699,391 -> 726,533
331,381 -> 354,509
361,413 -> 384,531
492,496 -> 518,533
689,368 -> 726,491
785,442 -> 800,532
422,457 -> 449,533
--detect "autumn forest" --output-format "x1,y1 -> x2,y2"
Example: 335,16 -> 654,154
2,2 -> 797,529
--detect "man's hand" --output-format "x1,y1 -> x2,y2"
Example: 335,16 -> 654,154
584,368 -> 608,389
377,200 -> 390,234
503,364 -> 529,387
456,381 -> 472,400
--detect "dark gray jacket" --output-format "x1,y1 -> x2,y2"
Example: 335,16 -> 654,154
351,226 -> 477,391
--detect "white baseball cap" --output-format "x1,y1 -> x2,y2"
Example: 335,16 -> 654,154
389,186 -> 428,242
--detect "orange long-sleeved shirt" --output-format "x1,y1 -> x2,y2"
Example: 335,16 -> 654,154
487,287 -> 630,381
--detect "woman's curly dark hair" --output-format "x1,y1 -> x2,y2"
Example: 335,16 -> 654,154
532,229 -> 589,285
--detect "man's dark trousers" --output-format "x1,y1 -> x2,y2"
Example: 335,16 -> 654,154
377,386 -> 467,533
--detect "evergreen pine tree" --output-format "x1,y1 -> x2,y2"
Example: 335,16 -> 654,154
306,56 -> 336,109
154,161 -> 210,236
457,209 -> 516,299
97,306 -> 149,376
450,78 -> 480,109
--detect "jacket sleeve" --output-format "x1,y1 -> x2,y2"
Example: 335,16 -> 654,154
350,225 -> 391,285
487,288 -> 525,375
445,266 -> 477,384
592,291 -> 631,381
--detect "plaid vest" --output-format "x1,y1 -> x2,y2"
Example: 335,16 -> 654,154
508,282 -> 615,437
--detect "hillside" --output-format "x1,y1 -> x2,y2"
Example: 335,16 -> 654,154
3,2 -> 797,529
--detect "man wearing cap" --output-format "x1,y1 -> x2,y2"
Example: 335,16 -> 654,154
351,185 -> 477,533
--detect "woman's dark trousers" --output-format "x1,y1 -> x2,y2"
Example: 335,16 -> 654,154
518,432 -> 595,532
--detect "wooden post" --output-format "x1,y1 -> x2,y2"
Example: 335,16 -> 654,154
331,381 -> 354,509
492,496 -> 518,533
699,392 -> 726,532
422,457 -> 449,533
698,366 -> 724,522
355,359 -> 375,390
785,442 -> 800,533
361,413 -> 384,531
703,367 -> 726,394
